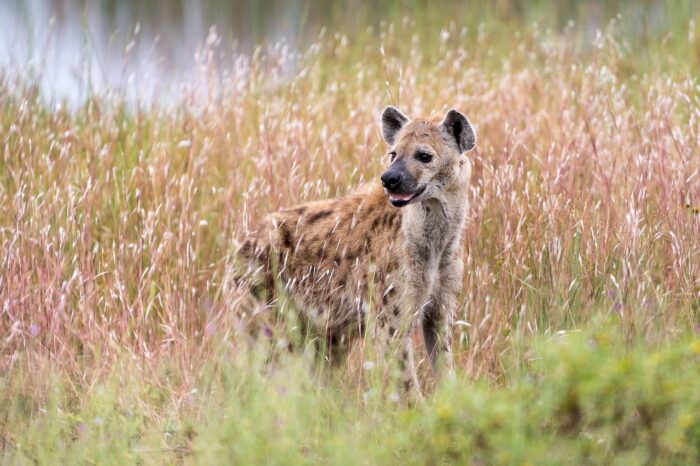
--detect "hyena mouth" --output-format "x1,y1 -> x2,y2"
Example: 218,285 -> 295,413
388,185 -> 426,207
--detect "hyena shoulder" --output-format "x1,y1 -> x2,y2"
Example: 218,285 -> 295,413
264,184 -> 400,268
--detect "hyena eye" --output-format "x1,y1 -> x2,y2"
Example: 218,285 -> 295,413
416,152 -> 433,163
389,151 -> 397,162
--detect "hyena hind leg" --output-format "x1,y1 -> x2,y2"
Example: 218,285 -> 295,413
312,328 -> 353,366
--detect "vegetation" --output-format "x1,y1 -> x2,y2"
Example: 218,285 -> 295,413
2,1 -> 700,464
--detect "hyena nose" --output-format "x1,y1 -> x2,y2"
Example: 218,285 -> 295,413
381,171 -> 402,190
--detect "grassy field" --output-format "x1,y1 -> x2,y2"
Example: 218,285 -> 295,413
3,1 -> 700,464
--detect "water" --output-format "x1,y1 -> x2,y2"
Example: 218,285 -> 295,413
0,0 -> 683,107
0,0 -> 311,106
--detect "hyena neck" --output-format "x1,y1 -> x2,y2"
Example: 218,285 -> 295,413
402,188 -> 467,256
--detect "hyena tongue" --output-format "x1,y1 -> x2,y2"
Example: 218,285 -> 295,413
389,192 -> 414,202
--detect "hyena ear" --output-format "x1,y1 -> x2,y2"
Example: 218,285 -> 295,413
442,109 -> 476,153
381,106 -> 409,145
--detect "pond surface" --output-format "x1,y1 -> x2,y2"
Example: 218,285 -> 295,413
0,0 -> 680,106
0,0 -> 315,106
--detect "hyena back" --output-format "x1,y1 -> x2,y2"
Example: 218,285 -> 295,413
239,106 -> 475,402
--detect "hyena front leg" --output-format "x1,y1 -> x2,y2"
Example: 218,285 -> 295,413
422,294 -> 456,379
398,329 -> 422,404
376,303 -> 422,404
422,253 -> 462,379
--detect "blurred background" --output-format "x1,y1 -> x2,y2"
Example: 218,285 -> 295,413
1,0 -> 697,106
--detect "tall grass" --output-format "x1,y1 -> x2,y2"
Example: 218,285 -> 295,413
2,3 -> 700,463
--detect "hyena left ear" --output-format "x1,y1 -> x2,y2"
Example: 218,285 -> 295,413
442,109 -> 476,153
381,106 -> 409,145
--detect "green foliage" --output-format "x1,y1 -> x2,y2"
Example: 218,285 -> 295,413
4,328 -> 700,465
411,330 -> 700,465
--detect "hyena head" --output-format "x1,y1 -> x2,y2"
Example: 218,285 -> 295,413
380,106 -> 476,207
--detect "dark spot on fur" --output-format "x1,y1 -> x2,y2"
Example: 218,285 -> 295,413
280,224 -> 293,250
307,210 -> 332,224
239,239 -> 255,258
387,257 -> 399,272
392,306 -> 400,317
345,250 -> 357,263
372,216 -> 381,229
383,213 -> 392,227
389,326 -> 397,337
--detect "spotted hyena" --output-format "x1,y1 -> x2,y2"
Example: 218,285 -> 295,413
238,106 -> 475,402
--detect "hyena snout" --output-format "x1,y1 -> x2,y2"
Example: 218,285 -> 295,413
380,169 -> 402,191
381,160 -> 423,207
381,159 -> 419,191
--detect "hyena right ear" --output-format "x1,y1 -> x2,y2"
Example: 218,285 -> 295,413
381,106 -> 409,145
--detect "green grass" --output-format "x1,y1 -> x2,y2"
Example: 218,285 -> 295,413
4,326 -> 700,464
2,1 -> 700,464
